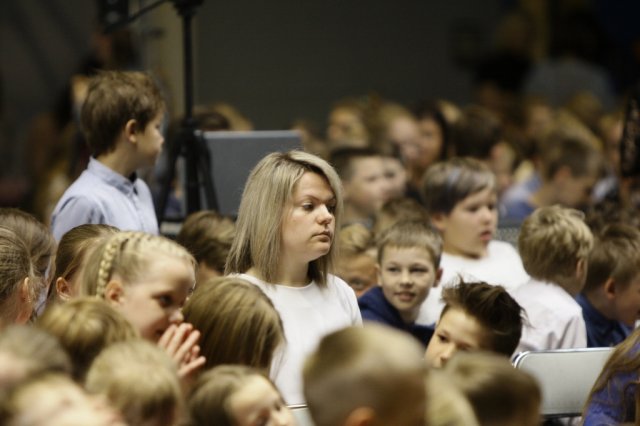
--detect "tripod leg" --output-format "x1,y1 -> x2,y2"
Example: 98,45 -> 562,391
155,126 -> 185,223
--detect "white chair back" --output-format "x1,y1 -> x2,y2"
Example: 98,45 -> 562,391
513,347 -> 613,418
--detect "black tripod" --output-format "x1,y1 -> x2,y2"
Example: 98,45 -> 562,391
105,0 -> 217,223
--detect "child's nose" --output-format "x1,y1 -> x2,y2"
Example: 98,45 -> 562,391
440,344 -> 456,365
170,309 -> 184,324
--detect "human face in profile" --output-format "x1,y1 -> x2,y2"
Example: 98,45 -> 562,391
281,172 -> 336,268
425,307 -> 487,368
229,375 -> 295,426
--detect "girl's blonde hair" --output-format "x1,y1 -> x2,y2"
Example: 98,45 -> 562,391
0,226 -> 36,324
188,365 -> 282,426
225,150 -> 343,286
48,224 -> 119,304
0,208 -> 55,313
183,277 -> 284,373
37,297 -> 138,381
81,231 -> 196,298
85,340 -> 182,426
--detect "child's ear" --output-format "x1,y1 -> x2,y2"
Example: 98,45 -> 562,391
430,213 -> 446,232
375,263 -> 382,287
55,277 -> 72,301
603,278 -> 617,300
15,278 -> 33,324
433,267 -> 443,288
124,119 -> 139,142
103,280 -> 125,306
343,407 -> 376,426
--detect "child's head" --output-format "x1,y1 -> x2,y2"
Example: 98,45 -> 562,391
583,223 -> 640,326
226,150 -> 343,287
327,97 -> 371,149
0,208 -> 56,315
81,70 -> 165,158
0,226 -> 36,325
0,374 -> 124,426
538,129 -> 602,209
176,210 -> 235,284
188,365 -> 294,426
376,220 -> 442,324
303,325 -> 427,426
421,157 -> 498,258
0,325 -> 71,392
182,277 -> 284,373
443,352 -> 541,426
411,100 -> 450,169
334,223 -> 377,296
518,205 -> 593,295
425,369 -> 479,426
81,231 -> 196,341
372,197 -> 429,236
330,147 -> 390,219
37,297 -> 138,381
50,224 -> 119,304
425,281 -> 524,367
85,340 -> 182,426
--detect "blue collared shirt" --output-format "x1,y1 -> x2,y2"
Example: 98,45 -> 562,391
576,293 -> 632,348
51,158 -> 159,241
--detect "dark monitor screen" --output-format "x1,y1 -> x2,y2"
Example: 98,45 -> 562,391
199,130 -> 303,216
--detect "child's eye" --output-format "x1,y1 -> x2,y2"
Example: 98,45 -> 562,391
386,266 -> 400,273
410,267 -> 428,274
437,334 -> 449,343
156,295 -> 173,307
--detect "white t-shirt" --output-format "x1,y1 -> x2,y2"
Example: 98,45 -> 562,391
237,273 -> 362,405
417,240 -> 529,325
511,278 -> 587,354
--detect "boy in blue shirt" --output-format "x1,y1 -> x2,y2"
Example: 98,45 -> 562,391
577,223 -> 640,347
358,220 -> 442,346
51,71 -> 165,240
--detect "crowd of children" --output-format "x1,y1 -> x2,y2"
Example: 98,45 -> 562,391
3,66 -> 640,425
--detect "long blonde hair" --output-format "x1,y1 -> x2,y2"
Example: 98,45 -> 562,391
225,150 -> 343,286
81,231 -> 195,298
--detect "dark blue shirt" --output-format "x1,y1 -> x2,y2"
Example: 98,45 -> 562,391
358,286 -> 434,346
576,293 -> 632,348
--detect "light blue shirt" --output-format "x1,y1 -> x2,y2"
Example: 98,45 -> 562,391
50,157 -> 159,241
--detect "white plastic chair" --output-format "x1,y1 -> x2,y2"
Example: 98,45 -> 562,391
513,347 -> 613,419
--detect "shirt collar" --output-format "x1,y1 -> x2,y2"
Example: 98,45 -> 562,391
88,157 -> 137,195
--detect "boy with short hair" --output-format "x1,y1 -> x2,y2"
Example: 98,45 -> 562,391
51,71 -> 165,241
358,220 -> 442,345
418,157 -> 529,325
303,325 -> 427,426
500,129 -> 603,223
513,205 -> 594,353
577,223 -> 640,347
330,147 -> 390,228
425,281 -> 524,367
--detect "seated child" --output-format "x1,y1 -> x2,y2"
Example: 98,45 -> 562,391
425,281 -> 524,367
36,297 -> 138,381
512,205 -> 593,353
0,374 -> 124,426
183,276 -> 284,374
176,210 -> 235,285
418,157 -> 529,325
188,365 -> 295,426
48,224 -> 119,304
85,340 -> 182,426
334,223 -> 378,296
303,324 -> 427,426
577,223 -> 640,347
80,231 -> 205,379
330,147 -> 390,228
583,327 -> 640,424
0,325 -> 71,393
0,208 -> 56,316
500,128 -> 602,223
372,197 -> 429,237
51,71 -> 165,240
358,220 -> 442,345
443,351 -> 542,426
0,226 -> 37,326
425,369 -> 479,426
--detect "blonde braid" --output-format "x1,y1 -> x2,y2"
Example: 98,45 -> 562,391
95,232 -> 132,298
